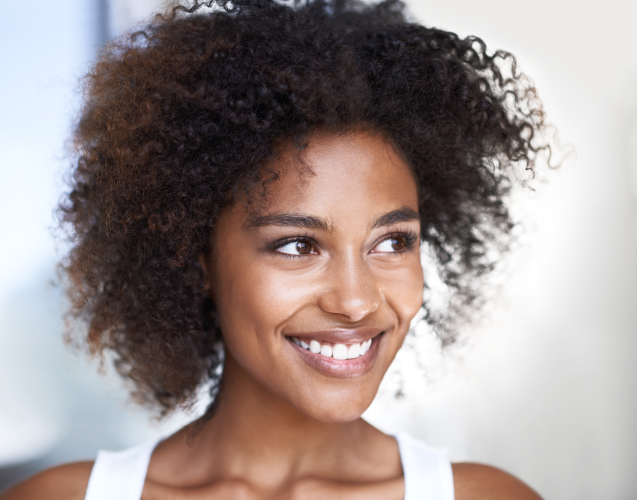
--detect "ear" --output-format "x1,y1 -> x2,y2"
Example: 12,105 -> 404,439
198,252 -> 212,296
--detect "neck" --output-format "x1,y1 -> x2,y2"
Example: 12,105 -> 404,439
152,352 -> 401,491
197,353 -> 367,466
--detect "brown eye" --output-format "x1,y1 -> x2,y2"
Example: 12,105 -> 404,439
276,239 -> 315,256
390,237 -> 406,251
374,235 -> 411,253
296,241 -> 312,254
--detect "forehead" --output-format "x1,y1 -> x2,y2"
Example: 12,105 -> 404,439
246,130 -> 418,221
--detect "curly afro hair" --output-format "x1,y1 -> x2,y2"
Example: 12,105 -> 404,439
59,0 -> 550,417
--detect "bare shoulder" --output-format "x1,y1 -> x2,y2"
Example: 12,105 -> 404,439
0,461 -> 93,500
452,462 -> 543,500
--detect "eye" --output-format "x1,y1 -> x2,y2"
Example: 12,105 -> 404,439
372,230 -> 419,254
375,236 -> 407,253
277,239 -> 315,256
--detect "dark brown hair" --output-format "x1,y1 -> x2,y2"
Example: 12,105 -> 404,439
59,0 -> 550,417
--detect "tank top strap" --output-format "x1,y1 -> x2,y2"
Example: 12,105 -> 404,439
395,432 -> 455,500
84,438 -> 160,500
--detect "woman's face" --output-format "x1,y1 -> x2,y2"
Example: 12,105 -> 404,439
207,130 -> 423,423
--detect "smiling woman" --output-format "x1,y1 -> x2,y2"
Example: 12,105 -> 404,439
0,0 -> 550,498
207,131 -> 424,423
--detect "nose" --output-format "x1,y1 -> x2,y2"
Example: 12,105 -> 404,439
317,252 -> 381,322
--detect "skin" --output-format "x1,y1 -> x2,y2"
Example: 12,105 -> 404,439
0,130 -> 542,500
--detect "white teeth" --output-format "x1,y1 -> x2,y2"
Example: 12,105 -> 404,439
360,339 -> 372,355
333,344 -> 348,360
320,344 -> 333,357
293,337 -> 375,360
309,340 -> 321,353
347,343 -> 360,359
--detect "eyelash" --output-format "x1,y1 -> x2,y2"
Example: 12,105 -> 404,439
266,229 -> 420,260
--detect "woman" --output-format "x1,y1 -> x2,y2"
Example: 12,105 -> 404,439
1,0 -> 550,498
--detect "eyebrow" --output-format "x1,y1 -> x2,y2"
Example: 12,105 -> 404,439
246,213 -> 332,231
370,206 -> 420,229
246,206 -> 420,231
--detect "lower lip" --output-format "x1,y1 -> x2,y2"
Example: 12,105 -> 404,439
287,334 -> 383,378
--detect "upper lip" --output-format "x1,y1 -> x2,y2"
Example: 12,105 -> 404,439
286,327 -> 384,345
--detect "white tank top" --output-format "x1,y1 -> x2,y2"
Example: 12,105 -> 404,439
84,432 -> 454,499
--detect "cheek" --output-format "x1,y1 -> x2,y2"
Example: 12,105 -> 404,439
212,258 -> 314,362
383,258 -> 424,325
224,267 -> 311,326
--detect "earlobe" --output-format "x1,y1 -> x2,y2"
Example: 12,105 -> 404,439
198,253 -> 212,295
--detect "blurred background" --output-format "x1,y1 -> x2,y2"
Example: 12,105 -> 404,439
0,0 -> 636,498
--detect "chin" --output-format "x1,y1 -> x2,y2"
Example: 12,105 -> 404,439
306,405 -> 367,424
289,386 -> 377,424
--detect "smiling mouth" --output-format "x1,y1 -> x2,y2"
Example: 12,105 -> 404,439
289,337 -> 372,359
285,332 -> 383,378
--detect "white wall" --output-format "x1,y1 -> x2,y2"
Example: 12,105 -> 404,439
0,0 -> 635,498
